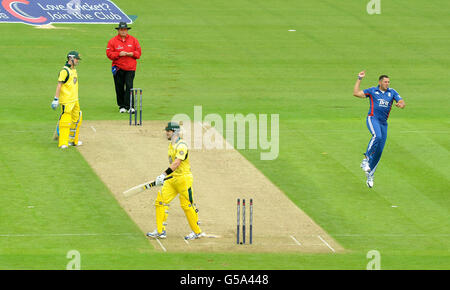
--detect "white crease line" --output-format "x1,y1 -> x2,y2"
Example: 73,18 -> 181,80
205,234 -> 221,238
318,235 -> 336,253
331,234 -> 450,237
0,233 -> 136,237
2,130 -> 448,135
155,238 -> 167,252
91,126 -> 96,133
289,235 -> 302,246
297,130 -> 449,134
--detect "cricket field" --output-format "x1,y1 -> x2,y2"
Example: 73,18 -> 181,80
0,0 -> 448,270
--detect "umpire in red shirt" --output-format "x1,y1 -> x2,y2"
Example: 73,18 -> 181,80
106,22 -> 142,113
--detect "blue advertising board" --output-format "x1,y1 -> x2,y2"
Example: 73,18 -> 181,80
0,0 -> 131,25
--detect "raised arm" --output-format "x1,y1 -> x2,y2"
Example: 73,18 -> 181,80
353,70 -> 366,98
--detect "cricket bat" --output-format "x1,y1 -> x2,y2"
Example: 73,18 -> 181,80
123,176 -> 173,198
52,122 -> 59,141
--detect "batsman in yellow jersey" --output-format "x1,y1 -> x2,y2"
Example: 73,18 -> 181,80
146,122 -> 205,240
51,51 -> 83,149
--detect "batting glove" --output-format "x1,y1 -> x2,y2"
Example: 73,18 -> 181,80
155,174 -> 166,186
51,97 -> 59,110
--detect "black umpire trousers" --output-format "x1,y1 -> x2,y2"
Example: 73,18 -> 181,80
113,69 -> 135,110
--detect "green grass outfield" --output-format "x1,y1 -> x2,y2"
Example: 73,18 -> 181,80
0,0 -> 449,269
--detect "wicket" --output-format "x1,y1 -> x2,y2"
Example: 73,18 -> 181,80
236,197 -> 253,245
250,198 -> 253,244
242,199 -> 246,244
237,198 -> 240,244
129,88 -> 143,126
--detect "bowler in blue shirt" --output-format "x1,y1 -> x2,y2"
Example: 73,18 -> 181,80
353,71 -> 406,188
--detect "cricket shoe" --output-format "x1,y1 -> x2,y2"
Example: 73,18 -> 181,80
184,231 -> 205,240
128,108 -> 135,114
146,230 -> 166,239
59,145 -> 68,149
366,172 -> 374,188
69,141 -> 83,146
360,158 -> 370,173
119,107 -> 126,113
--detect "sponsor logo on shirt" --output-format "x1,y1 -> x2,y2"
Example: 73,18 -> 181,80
377,98 -> 389,107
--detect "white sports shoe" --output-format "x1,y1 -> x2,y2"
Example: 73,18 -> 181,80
59,145 -> 68,149
366,173 -> 374,188
69,141 -> 83,146
119,108 -> 126,113
146,230 -> 166,239
128,108 -> 135,114
360,158 -> 370,173
184,231 -> 205,240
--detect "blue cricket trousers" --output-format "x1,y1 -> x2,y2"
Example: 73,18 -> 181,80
365,116 -> 388,176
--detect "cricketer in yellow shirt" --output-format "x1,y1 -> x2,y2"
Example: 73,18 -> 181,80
51,51 -> 83,149
147,122 -> 204,240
